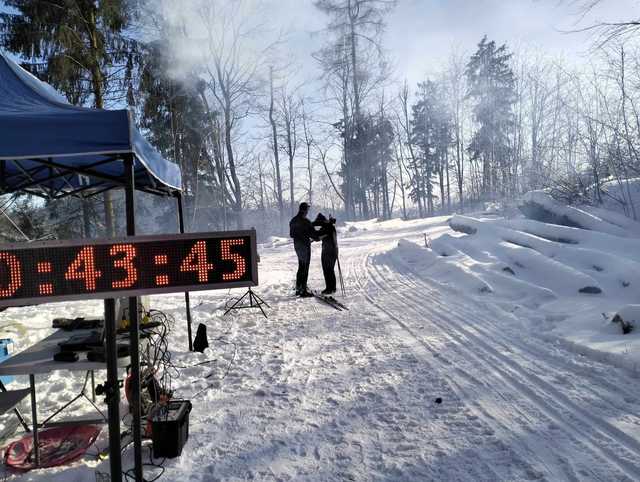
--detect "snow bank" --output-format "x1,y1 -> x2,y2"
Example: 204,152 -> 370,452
583,203 -> 640,236
386,201 -> 640,367
520,190 -> 632,237
598,177 -> 640,221
449,215 -> 604,295
395,239 -> 493,294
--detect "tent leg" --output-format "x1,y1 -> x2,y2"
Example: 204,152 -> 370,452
104,299 -> 122,482
176,193 -> 194,351
124,155 -> 143,482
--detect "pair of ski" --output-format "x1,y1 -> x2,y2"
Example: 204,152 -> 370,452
312,291 -> 348,311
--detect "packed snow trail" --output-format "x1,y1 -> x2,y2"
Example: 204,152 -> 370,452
157,217 -> 640,482
3,216 -> 640,481
367,251 -> 640,481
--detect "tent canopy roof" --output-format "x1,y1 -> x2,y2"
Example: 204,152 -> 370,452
0,51 -> 182,199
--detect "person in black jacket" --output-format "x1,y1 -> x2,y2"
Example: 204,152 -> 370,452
313,213 -> 338,295
289,202 -> 318,297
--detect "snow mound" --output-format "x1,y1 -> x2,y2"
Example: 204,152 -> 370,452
394,239 -> 492,294
598,177 -> 640,220
386,199 -> 640,363
520,190 -> 633,238
425,199 -> 640,364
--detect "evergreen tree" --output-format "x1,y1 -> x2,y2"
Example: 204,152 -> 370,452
137,41 -> 224,230
314,0 -> 396,219
465,36 -> 516,198
410,80 -> 451,214
365,112 -> 394,219
1,0 -> 141,236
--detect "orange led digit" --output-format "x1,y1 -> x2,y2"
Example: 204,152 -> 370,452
38,283 -> 54,296
154,254 -> 168,265
37,261 -> 52,273
180,240 -> 215,282
64,246 -> 102,291
36,261 -> 54,296
221,238 -> 246,281
0,252 -> 22,298
110,243 -> 138,289
156,274 -> 169,286
154,254 -> 169,286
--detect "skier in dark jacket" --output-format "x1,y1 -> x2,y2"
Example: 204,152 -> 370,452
313,213 -> 338,295
289,202 -> 318,297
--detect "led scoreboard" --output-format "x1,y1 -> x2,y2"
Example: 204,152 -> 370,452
0,231 -> 258,307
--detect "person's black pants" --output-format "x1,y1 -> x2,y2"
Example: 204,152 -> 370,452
294,241 -> 311,293
321,251 -> 337,292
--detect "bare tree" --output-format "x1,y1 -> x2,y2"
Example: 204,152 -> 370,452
278,88 -> 301,216
567,0 -> 640,47
397,80 -> 424,217
197,1 -> 278,228
268,66 -> 285,230
314,0 -> 397,219
300,98 -> 315,204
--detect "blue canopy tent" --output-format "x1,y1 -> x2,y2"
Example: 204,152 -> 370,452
0,51 -> 181,198
0,51 -> 191,481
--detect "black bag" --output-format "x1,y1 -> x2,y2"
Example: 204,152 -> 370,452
193,323 -> 209,353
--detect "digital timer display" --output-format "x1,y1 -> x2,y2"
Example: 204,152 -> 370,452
0,230 -> 258,307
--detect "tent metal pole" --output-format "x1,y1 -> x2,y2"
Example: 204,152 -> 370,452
104,298 -> 122,482
176,192 -> 194,351
124,155 -> 143,481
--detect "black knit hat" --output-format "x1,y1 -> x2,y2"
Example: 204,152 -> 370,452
299,202 -> 310,212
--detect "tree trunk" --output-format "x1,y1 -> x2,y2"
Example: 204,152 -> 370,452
398,153 -> 407,219
445,150 -> 451,213
224,100 -> 243,228
382,166 -> 390,219
269,68 -> 284,231
302,104 -> 313,205
87,9 -> 114,237
199,90 -> 228,229
285,116 -> 295,216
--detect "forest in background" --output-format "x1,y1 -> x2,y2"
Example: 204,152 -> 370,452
1,0 -> 640,242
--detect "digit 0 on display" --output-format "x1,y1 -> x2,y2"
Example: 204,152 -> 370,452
0,231 -> 258,307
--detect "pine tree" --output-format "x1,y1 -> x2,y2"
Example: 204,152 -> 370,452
1,0 -> 141,236
314,0 -> 396,218
137,41 -> 222,230
410,80 -> 451,214
465,36 -> 516,199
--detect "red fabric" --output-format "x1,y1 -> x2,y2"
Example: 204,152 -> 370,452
3,424 -> 101,471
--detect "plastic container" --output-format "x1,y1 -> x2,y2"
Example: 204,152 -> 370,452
150,400 -> 192,458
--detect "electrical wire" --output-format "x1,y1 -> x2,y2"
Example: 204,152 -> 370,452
113,306 -> 239,479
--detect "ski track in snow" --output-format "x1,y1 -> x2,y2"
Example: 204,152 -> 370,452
3,218 -> 640,481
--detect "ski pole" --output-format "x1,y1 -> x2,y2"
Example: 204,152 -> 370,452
337,255 -> 345,297
334,224 -> 346,297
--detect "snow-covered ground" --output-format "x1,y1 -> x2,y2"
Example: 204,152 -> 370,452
2,207 -> 640,481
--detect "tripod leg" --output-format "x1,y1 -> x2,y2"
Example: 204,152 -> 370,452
249,289 -> 271,308
223,289 -> 251,316
249,291 -> 268,318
